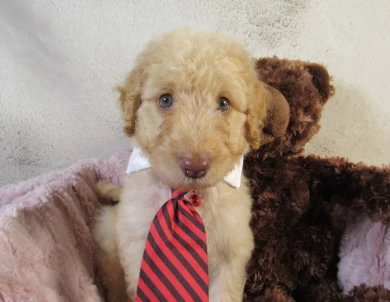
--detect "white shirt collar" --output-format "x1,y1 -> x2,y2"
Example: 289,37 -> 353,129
126,147 -> 243,189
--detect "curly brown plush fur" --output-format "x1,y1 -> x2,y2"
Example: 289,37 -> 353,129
243,57 -> 390,301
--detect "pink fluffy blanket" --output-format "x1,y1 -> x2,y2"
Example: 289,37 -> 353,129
0,152 -> 128,302
0,152 -> 388,301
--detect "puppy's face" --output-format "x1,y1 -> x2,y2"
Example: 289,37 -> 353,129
119,29 -> 271,190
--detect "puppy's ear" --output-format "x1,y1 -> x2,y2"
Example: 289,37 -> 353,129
245,82 -> 290,149
117,67 -> 143,137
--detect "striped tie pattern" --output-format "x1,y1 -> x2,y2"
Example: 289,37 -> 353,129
135,189 -> 209,302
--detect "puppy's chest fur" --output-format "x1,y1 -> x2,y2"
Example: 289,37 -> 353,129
115,170 -> 252,282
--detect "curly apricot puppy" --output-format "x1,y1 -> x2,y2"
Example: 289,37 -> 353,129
94,29 -> 286,302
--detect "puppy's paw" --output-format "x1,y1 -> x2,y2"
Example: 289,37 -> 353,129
95,181 -> 122,205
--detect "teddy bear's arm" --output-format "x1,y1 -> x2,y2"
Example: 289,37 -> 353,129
342,284 -> 390,301
299,156 -> 390,223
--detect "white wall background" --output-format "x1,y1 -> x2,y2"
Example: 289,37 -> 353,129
1,0 -> 389,187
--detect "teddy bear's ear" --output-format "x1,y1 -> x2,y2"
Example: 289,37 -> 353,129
306,63 -> 335,102
261,85 -> 290,145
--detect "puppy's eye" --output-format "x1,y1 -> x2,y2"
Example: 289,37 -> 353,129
217,97 -> 230,112
159,94 -> 174,110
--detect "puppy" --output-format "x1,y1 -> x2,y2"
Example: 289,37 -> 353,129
94,28 -> 279,302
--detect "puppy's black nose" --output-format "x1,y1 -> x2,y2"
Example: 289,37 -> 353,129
179,158 -> 209,179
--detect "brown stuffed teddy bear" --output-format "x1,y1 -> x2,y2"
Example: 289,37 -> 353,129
243,57 -> 390,301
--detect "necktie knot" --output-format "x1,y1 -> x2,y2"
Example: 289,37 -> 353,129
171,189 -> 202,207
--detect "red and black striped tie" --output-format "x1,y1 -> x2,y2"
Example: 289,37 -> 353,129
135,189 -> 209,302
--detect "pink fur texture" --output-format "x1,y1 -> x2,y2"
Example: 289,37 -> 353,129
338,213 -> 390,294
0,152 -> 129,302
